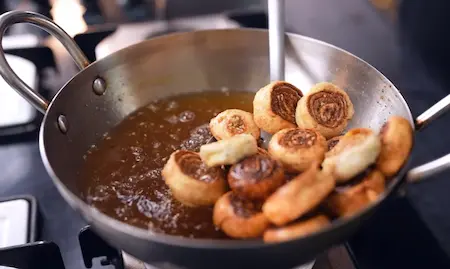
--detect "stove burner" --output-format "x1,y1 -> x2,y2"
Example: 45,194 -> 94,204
79,226 -> 124,269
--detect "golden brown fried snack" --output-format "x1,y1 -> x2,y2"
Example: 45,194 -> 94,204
162,150 -> 227,206
263,215 -> 330,243
262,164 -> 335,226
296,82 -> 354,139
213,192 -> 270,239
210,109 -> 260,140
376,116 -> 413,177
253,81 -> 303,134
325,169 -> 385,217
228,154 -> 285,200
322,128 -> 381,183
268,128 -> 327,173
327,135 -> 343,151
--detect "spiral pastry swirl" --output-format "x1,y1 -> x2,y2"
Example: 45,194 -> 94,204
296,82 -> 354,139
279,128 -> 318,148
213,192 -> 270,239
270,82 -> 303,124
253,81 -> 303,134
209,109 -> 260,140
162,150 -> 226,206
228,154 -> 285,199
229,192 -> 264,218
175,151 -> 222,182
268,128 -> 327,173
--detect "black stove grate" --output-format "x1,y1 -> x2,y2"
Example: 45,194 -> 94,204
0,241 -> 65,269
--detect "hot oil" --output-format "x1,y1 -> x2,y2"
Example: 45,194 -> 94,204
80,90 -> 254,238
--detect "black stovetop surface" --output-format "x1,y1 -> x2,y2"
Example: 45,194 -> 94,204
2,0 -> 450,269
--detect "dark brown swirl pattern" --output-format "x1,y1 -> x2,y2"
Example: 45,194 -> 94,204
327,136 -> 342,151
229,155 -> 276,183
307,90 -> 348,128
279,128 -> 318,149
213,192 -> 270,238
229,192 -> 264,218
268,128 -> 327,172
270,82 -> 303,124
174,150 -> 222,183
228,155 -> 285,199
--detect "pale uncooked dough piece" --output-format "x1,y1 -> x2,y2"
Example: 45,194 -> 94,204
199,134 -> 258,167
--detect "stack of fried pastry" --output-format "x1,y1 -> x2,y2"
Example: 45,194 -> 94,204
162,81 -> 413,243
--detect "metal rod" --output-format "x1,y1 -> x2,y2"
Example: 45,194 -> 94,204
415,94 -> 450,130
268,0 -> 285,81
407,153 -> 450,183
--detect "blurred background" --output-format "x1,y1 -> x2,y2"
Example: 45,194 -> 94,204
1,0 -> 450,269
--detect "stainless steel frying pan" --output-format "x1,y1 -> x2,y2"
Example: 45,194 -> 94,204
0,9 -> 449,269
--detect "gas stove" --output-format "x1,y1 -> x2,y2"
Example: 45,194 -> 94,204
0,197 -> 448,269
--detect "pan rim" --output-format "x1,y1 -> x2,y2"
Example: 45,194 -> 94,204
39,28 -> 414,249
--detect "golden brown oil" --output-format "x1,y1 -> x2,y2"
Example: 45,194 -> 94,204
80,90 -> 254,238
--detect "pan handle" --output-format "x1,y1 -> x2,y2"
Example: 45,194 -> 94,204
0,11 -> 91,114
406,93 -> 450,182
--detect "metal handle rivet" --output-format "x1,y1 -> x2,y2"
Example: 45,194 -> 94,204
92,77 -> 107,95
57,115 -> 69,134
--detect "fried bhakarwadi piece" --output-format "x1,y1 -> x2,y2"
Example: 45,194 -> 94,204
296,82 -> 354,139
322,128 -> 381,183
268,128 -> 327,173
376,116 -> 413,177
263,164 -> 335,226
213,192 -> 270,239
210,109 -> 260,140
263,215 -> 330,243
228,154 -> 285,200
253,81 -> 303,134
325,169 -> 385,217
162,150 -> 226,206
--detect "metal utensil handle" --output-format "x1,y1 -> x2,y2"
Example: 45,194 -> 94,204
268,0 -> 285,81
0,11 -> 91,114
406,93 -> 450,182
